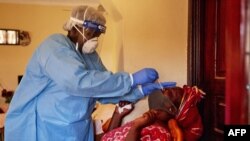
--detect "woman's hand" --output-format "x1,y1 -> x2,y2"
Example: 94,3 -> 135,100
107,101 -> 134,132
133,109 -> 157,129
114,101 -> 134,118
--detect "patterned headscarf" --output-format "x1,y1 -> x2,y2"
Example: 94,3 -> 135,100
176,85 -> 205,141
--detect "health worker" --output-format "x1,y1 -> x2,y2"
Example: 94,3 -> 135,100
4,5 -> 176,141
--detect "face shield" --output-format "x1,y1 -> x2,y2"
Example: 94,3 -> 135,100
82,21 -> 106,54
148,89 -> 178,116
64,6 -> 106,55
65,6 -> 106,39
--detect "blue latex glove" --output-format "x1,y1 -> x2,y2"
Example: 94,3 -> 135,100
132,68 -> 159,88
141,82 -> 176,96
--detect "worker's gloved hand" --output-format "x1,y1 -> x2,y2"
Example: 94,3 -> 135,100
141,82 -> 176,96
131,68 -> 159,88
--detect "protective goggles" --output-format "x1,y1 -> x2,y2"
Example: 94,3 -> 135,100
70,17 -> 106,34
83,20 -> 106,34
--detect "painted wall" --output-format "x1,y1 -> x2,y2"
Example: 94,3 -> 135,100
116,0 -> 188,84
0,4 -> 69,90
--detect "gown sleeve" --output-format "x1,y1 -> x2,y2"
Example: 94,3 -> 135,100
97,87 -> 144,104
40,35 -> 137,100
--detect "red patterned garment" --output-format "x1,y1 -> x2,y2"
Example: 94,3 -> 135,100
101,122 -> 133,141
140,123 -> 172,141
176,85 -> 205,141
101,122 -> 172,141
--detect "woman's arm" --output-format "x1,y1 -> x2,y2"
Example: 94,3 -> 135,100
107,101 -> 134,131
125,110 -> 157,141
95,101 -> 134,141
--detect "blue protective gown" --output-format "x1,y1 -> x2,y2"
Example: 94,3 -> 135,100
4,34 -> 144,141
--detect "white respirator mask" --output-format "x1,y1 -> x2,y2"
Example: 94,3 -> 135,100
82,37 -> 98,54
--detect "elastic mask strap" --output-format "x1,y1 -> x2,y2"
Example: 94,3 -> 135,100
73,25 -> 87,40
70,17 -> 83,24
69,7 -> 88,25
83,6 -> 89,21
75,42 -> 79,50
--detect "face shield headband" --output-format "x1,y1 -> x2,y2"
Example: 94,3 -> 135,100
70,17 -> 106,34
83,20 -> 106,33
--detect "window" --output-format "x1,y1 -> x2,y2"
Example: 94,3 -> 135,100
0,29 -> 19,45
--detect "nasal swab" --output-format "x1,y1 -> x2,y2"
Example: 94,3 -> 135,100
156,80 -> 164,91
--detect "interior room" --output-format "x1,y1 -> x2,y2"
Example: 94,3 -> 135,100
0,0 -> 249,141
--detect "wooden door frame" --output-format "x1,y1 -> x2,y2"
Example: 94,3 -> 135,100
187,1 -> 208,140
187,0 -> 205,87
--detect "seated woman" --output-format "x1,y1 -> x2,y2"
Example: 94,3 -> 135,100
97,85 -> 205,141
